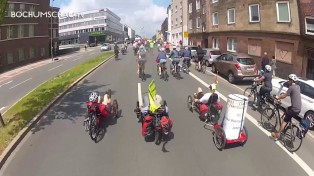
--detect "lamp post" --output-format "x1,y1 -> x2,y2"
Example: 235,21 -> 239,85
50,0 -> 54,61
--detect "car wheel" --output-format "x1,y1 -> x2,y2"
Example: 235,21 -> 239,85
212,64 -> 217,73
305,111 -> 314,130
205,60 -> 209,67
228,72 -> 235,84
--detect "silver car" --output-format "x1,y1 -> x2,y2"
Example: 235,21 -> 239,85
203,48 -> 221,67
100,43 -> 111,51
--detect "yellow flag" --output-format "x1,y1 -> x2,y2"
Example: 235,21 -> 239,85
148,79 -> 160,113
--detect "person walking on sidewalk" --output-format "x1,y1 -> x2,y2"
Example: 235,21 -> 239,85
261,52 -> 270,72
271,56 -> 277,78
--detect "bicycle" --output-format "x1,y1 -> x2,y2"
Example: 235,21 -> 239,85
260,96 -> 304,152
170,58 -> 181,75
138,59 -> 146,81
159,62 -> 168,81
182,57 -> 191,73
195,59 -> 206,74
243,81 -> 272,109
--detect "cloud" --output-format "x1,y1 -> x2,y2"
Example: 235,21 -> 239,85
60,0 -> 167,38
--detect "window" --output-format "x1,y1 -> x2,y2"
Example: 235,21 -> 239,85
29,5 -> 35,12
276,1 -> 291,22
227,38 -> 236,52
180,16 -> 182,24
189,19 -> 192,29
7,52 -> 13,64
203,7 -> 205,14
175,5 -> 177,12
41,48 -> 46,57
18,25 -> 24,38
189,3 -> 192,13
196,17 -> 201,28
29,48 -> 35,59
305,17 -> 314,35
196,0 -> 201,10
8,4 -> 14,16
180,1 -> 182,9
212,12 -> 218,25
18,48 -> 24,61
53,29 -> 57,38
227,8 -> 235,24
212,0 -> 218,3
29,25 -> 34,37
7,26 -> 13,39
302,83 -> 314,99
249,4 -> 260,22
212,38 -> 219,49
20,4 -> 25,12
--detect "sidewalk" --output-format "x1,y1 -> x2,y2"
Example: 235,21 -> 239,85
0,48 -> 91,84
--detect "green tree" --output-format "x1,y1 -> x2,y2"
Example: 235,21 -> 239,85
0,0 -> 7,24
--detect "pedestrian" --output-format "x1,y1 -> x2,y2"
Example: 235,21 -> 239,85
261,52 -> 270,71
271,56 -> 277,78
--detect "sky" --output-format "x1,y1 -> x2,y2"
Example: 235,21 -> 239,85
52,0 -> 170,38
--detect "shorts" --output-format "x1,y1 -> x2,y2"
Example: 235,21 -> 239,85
195,92 -> 204,99
160,59 -> 167,64
138,59 -> 146,65
284,106 -> 300,123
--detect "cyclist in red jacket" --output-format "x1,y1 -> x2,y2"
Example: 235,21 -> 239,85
86,91 -> 112,118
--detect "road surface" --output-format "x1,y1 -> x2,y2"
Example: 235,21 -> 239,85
1,49 -> 314,176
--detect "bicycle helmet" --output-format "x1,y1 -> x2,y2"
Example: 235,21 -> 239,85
288,74 -> 298,81
161,47 -> 165,51
265,65 -> 272,72
89,91 -> 99,102
185,46 -> 188,50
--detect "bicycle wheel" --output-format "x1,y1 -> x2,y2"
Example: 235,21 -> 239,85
89,114 -> 98,141
187,95 -> 193,112
282,124 -> 303,152
243,87 -> 256,103
213,127 -> 226,150
112,99 -> 119,118
208,110 -> 220,125
260,107 -> 277,132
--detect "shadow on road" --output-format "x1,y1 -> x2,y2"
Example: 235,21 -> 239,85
162,132 -> 174,153
29,80 -> 122,140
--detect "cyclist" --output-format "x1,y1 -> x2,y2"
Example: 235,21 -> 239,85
181,46 -> 191,71
196,45 -> 205,71
114,43 -> 119,56
169,48 -> 180,72
272,74 -> 309,139
137,43 -> 147,75
133,41 -> 139,56
253,65 -> 272,107
194,84 -> 220,121
85,91 -> 112,122
149,41 -> 154,53
156,47 -> 168,76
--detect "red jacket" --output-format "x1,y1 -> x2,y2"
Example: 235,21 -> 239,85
87,102 -> 109,117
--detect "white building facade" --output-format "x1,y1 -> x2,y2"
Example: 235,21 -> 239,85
59,8 -> 123,45
170,0 -> 188,46
167,5 -> 172,43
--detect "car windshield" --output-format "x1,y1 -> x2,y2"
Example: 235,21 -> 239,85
190,47 -> 198,50
237,58 -> 255,65
210,51 -> 221,55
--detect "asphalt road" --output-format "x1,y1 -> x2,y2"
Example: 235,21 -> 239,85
1,49 -> 314,176
0,46 -> 110,113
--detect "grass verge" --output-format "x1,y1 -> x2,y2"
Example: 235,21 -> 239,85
0,51 -> 113,154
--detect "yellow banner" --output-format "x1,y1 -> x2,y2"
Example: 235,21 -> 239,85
184,31 -> 188,38
148,80 -> 160,113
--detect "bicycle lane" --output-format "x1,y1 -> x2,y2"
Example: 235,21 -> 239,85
186,65 -> 314,173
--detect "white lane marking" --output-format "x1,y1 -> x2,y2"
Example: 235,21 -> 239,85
0,80 -> 13,88
0,106 -> 6,112
138,83 -> 143,107
48,64 -> 63,71
189,72 -> 314,175
9,78 -> 32,90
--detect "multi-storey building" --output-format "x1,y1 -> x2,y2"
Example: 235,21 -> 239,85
188,0 -> 209,47
171,0 -> 188,46
167,5 -> 172,43
161,17 -> 168,42
0,0 -> 51,73
127,27 -> 135,42
188,0 -> 314,79
59,8 -> 123,45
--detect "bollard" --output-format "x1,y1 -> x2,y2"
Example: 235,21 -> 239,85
0,112 -> 5,127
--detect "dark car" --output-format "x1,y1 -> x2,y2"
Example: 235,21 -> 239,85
89,43 -> 96,47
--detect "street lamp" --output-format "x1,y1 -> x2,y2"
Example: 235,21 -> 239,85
51,0 -> 54,61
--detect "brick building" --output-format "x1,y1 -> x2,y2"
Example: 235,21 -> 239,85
161,17 -> 168,42
188,0 -> 314,79
0,0 -> 52,73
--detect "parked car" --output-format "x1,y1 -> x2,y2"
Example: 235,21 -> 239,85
203,48 -> 221,67
89,43 -> 96,47
186,46 -> 198,60
211,52 -> 258,83
272,78 -> 314,130
100,43 -> 111,51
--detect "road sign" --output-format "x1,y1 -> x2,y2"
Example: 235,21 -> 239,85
184,31 -> 188,38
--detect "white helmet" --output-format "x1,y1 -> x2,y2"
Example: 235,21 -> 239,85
89,92 -> 99,102
161,47 -> 165,51
288,74 -> 298,81
154,95 -> 163,106
265,65 -> 271,72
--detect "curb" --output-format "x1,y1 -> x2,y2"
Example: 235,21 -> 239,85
0,54 -> 114,170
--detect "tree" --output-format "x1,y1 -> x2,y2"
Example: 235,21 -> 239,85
0,0 -> 7,24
